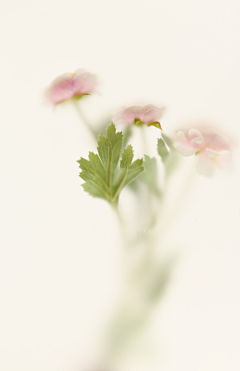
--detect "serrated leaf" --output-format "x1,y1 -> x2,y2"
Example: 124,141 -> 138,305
120,145 -> 134,168
126,159 -> 144,185
113,146 -> 143,201
157,138 -> 169,162
78,124 -> 144,203
97,124 -> 122,186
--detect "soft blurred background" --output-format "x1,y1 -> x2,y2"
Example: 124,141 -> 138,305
0,0 -> 240,370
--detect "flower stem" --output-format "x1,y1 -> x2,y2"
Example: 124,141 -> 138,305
111,202 -> 131,250
140,125 -> 148,155
157,162 -> 196,244
72,100 -> 98,140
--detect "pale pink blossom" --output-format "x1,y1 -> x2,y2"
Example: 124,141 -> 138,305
174,128 -> 231,176
112,104 -> 165,129
45,69 -> 97,105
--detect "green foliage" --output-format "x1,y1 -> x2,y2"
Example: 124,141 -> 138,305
78,124 -> 144,204
122,126 -> 132,147
160,133 -> 180,177
157,138 -> 169,162
161,133 -> 173,148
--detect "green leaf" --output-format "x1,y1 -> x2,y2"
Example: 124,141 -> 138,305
97,124 -> 122,186
120,145 -> 134,168
157,138 -> 169,162
158,134 -> 180,178
122,126 -> 132,147
161,133 -> 173,148
78,124 -> 144,203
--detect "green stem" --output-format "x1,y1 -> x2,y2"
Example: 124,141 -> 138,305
156,162 -> 196,246
72,100 -> 98,140
111,202 -> 130,249
111,170 -> 128,203
140,125 -> 148,155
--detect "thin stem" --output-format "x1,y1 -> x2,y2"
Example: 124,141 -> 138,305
72,100 -> 98,140
111,170 -> 128,202
111,202 -> 131,249
140,125 -> 148,155
157,162 -> 196,244
99,155 -> 196,370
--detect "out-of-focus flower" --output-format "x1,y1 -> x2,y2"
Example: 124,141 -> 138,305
45,69 -> 97,105
174,128 -> 231,176
112,104 -> 165,129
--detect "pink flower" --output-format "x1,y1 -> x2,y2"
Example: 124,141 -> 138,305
45,69 -> 97,105
112,104 -> 165,129
174,128 -> 231,176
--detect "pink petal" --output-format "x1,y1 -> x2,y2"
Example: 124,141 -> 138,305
73,71 -> 97,95
188,129 -> 203,145
206,147 -> 220,158
195,151 -> 215,177
46,74 -> 74,104
174,142 -> 198,156
124,106 -> 143,123
142,105 -> 165,124
177,131 -> 187,141
201,130 -> 230,152
174,130 -> 200,156
112,104 -> 165,126
215,150 -> 232,168
175,126 -> 232,176
112,106 -> 143,125
45,70 -> 97,105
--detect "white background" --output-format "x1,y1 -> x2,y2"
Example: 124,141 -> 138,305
0,0 -> 240,370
